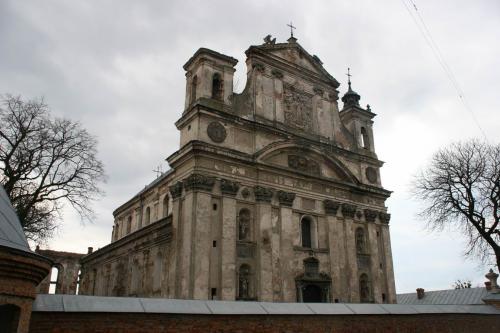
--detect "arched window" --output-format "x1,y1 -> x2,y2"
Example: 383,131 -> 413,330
211,73 -> 223,100
360,127 -> 369,149
145,207 -> 151,225
355,227 -> 366,254
162,195 -> 169,218
238,208 -> 251,241
49,266 -> 59,294
126,216 -> 132,234
76,269 -> 81,295
301,216 -> 312,248
359,273 -> 370,302
238,264 -> 252,299
190,75 -> 198,103
136,210 -> 142,229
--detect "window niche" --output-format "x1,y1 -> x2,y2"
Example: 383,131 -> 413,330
360,127 -> 370,149
300,215 -> 316,248
211,73 -> 223,100
126,216 -> 132,234
190,75 -> 198,104
145,207 -> 151,225
359,273 -> 371,303
237,208 -> 252,241
162,195 -> 169,218
355,227 -> 367,255
237,264 -> 254,300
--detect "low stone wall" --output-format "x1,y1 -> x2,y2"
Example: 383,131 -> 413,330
29,295 -> 500,333
29,312 -> 500,333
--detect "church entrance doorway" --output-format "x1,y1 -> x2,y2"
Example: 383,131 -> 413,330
303,285 -> 322,302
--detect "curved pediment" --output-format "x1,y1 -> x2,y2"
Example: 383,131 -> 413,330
256,142 -> 358,184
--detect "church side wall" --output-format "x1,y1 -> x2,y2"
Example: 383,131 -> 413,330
79,217 -> 172,298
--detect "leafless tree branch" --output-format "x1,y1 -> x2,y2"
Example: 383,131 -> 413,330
0,94 -> 106,242
412,139 -> 500,271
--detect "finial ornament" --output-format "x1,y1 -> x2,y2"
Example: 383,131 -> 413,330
287,21 -> 296,38
346,67 -> 352,89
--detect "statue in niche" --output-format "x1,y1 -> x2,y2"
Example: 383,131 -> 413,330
238,209 -> 251,241
238,265 -> 251,299
356,228 -> 366,254
359,274 -> 370,302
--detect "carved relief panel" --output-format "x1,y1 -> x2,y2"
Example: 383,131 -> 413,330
283,84 -> 313,132
288,155 -> 320,176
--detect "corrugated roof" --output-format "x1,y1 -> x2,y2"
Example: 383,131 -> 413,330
397,287 -> 489,305
0,185 -> 30,252
32,295 -> 500,315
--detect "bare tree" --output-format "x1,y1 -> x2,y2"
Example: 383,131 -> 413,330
0,95 -> 106,242
452,279 -> 472,289
413,139 -> 500,271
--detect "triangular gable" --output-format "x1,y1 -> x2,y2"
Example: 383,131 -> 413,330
246,42 -> 339,88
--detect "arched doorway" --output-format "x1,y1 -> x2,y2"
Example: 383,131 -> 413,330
303,285 -> 322,302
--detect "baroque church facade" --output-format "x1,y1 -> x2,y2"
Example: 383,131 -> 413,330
79,35 -> 396,304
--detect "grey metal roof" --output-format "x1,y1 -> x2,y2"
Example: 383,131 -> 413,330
32,295 -> 500,315
0,185 -> 30,252
397,287 -> 489,305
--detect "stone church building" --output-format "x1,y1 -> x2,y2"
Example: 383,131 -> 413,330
78,35 -> 396,304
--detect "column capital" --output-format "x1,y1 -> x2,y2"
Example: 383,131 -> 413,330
324,200 -> 341,215
183,173 -> 215,192
169,182 -> 183,199
220,179 -> 240,196
254,186 -> 273,203
364,209 -> 378,223
277,191 -> 295,207
379,211 -> 391,224
341,203 -> 357,218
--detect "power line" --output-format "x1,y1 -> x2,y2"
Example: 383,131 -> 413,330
400,0 -> 488,140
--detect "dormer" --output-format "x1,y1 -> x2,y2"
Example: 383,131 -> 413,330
183,48 -> 238,111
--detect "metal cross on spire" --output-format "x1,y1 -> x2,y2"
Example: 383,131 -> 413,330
152,165 -> 163,178
287,21 -> 296,38
346,67 -> 352,88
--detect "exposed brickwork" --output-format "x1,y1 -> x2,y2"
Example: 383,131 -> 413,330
0,246 -> 51,333
29,312 -> 500,333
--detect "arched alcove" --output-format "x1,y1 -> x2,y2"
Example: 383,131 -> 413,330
237,208 -> 251,241
211,73 -> 223,100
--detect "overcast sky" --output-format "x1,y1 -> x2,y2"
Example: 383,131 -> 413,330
1,0 -> 499,293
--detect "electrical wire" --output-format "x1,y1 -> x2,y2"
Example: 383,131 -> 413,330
400,0 -> 488,140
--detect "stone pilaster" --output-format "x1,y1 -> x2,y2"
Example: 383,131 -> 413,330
220,195 -> 237,300
366,221 -> 381,303
379,213 -> 396,303
279,192 -> 295,301
255,186 -> 273,301
324,200 -> 346,302
342,203 -> 358,302
192,191 -> 212,300
177,190 -> 194,299
167,181 -> 182,298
